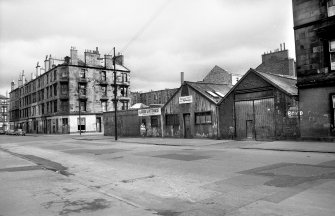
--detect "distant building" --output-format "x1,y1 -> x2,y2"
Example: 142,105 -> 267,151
130,88 -> 178,106
292,0 -> 335,140
256,44 -> 296,77
9,47 -> 131,134
200,65 -> 242,86
0,94 -> 9,131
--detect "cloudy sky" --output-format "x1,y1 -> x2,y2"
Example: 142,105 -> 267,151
0,0 -> 295,96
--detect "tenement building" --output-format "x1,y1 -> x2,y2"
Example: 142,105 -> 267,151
292,0 -> 335,139
9,47 -> 131,134
0,94 -> 9,131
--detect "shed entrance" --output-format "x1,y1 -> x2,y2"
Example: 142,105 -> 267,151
235,98 -> 274,140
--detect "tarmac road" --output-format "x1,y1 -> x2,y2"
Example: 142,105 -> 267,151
0,134 -> 334,216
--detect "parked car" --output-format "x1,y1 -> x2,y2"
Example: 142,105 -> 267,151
6,129 -> 16,135
15,129 -> 26,136
0,129 -> 5,135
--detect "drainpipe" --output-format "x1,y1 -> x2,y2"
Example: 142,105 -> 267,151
216,105 -> 219,139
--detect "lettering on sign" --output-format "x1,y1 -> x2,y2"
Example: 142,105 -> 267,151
138,108 -> 161,116
287,106 -> 303,118
179,96 -> 193,104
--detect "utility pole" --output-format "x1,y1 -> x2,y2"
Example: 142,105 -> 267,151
78,84 -> 81,135
113,47 -> 118,140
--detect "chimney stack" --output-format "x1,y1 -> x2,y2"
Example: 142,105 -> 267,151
283,42 -> 286,50
280,44 -> 282,51
181,72 -> 184,85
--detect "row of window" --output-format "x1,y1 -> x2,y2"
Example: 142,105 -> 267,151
80,69 -> 129,83
165,112 -> 212,126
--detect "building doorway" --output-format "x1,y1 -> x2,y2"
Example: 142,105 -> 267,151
183,113 -> 191,138
96,117 -> 102,132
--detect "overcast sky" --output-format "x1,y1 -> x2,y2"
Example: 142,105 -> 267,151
0,0 -> 295,96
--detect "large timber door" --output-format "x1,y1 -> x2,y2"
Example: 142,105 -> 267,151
235,98 -> 275,140
235,100 -> 254,139
254,98 -> 275,140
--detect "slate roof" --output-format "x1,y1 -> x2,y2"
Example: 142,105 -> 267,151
0,95 -> 9,99
186,81 -> 232,104
254,70 -> 298,96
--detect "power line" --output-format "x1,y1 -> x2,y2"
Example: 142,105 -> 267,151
108,0 -> 173,55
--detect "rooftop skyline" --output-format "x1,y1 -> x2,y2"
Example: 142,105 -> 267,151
0,0 -> 295,95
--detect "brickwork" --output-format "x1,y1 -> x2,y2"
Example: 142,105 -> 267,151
256,49 -> 296,77
9,47 -> 131,134
202,65 -> 232,85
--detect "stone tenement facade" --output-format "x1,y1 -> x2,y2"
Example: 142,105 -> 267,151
0,95 -> 9,131
256,44 -> 296,77
292,0 -> 335,139
9,47 -> 131,134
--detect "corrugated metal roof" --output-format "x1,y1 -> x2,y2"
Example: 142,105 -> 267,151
186,81 -> 232,104
254,70 -> 297,96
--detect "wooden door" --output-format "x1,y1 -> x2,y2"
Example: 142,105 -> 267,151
246,120 -> 254,139
254,98 -> 275,140
183,113 -> 191,138
235,101 -> 254,139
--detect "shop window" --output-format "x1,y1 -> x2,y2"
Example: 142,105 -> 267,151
166,114 -> 179,126
195,111 -> 212,124
151,116 -> 159,127
77,117 -> 86,131
330,39 -> 335,71
328,0 -> 335,17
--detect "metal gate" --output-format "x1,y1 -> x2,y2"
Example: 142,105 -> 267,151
235,98 -> 274,140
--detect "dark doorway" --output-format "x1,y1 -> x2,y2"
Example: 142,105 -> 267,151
96,117 -> 102,132
183,113 -> 191,138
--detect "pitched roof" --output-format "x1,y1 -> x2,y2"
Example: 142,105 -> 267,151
0,95 -> 9,99
218,68 -> 298,105
186,81 -> 232,104
255,70 -> 297,96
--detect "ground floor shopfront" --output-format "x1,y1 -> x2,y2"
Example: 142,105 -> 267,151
10,114 -> 103,134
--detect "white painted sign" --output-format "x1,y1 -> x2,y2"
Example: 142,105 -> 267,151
287,106 -> 303,118
138,108 -> 161,116
179,95 -> 193,104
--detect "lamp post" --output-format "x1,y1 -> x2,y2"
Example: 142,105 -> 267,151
113,47 -> 118,140
78,84 -> 82,136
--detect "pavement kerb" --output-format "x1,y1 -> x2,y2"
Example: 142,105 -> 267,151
239,147 -> 335,154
